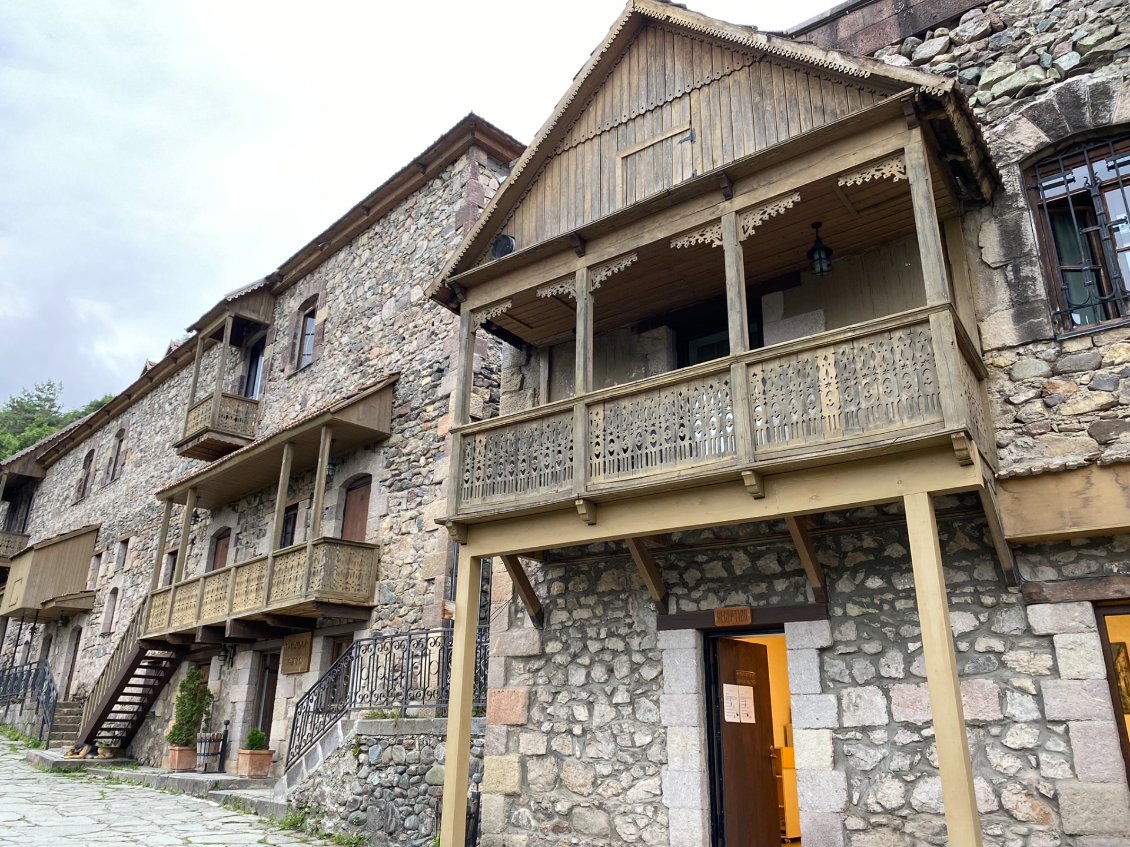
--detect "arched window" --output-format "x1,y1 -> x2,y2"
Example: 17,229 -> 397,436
340,475 -> 372,543
107,428 -> 127,481
208,528 -> 232,572
243,334 -> 267,399
75,450 -> 96,501
101,588 -> 119,635
293,296 -> 319,370
1027,131 -> 1130,333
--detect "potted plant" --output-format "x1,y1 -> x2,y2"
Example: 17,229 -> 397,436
165,666 -> 213,772
237,728 -> 274,778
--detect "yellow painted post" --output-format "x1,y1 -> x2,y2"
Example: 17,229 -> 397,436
150,499 -> 173,592
304,424 -> 333,595
438,547 -> 482,847
904,492 -> 984,847
172,488 -> 197,584
905,134 -> 951,307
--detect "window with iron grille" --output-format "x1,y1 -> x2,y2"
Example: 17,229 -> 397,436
1027,132 -> 1130,335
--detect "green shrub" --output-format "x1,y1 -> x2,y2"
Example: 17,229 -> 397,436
243,728 -> 269,751
165,666 -> 213,747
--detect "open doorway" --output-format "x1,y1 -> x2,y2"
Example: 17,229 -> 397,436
253,652 -> 280,736
1098,608 -> 1130,785
706,632 -> 800,846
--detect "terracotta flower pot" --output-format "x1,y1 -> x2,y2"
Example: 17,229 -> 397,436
167,745 -> 197,772
237,748 -> 275,779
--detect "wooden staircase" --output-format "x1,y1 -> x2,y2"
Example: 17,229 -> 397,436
77,603 -> 187,750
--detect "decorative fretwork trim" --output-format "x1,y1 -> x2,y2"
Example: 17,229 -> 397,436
471,299 -> 512,329
671,221 -> 724,250
837,155 -> 907,188
537,277 -> 578,300
738,192 -> 802,241
590,253 -> 638,291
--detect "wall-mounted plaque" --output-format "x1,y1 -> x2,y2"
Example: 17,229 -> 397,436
713,606 -> 753,627
281,632 -> 313,675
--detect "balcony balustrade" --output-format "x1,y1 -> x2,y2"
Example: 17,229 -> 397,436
143,537 -> 378,637
0,530 -> 29,562
177,393 -> 259,461
452,305 -> 990,519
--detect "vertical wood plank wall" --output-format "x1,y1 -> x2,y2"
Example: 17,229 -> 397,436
490,24 -> 898,254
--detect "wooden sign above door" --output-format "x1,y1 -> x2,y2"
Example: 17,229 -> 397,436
281,632 -> 313,675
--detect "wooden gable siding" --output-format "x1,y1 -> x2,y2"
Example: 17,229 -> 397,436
485,24 -> 898,260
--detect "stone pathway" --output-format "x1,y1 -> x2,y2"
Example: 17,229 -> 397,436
0,740 -> 323,846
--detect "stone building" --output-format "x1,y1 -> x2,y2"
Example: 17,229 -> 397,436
0,114 -> 523,793
427,2 -> 1130,847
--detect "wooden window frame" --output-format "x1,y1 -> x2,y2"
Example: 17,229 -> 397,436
75,450 -> 96,502
1026,132 -> 1130,336
1095,603 -> 1130,787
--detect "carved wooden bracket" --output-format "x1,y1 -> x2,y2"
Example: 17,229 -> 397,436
575,498 -> 597,525
741,470 -> 765,498
838,155 -> 907,188
536,276 -> 578,301
671,192 -> 802,249
471,300 -> 512,330
590,253 -> 638,291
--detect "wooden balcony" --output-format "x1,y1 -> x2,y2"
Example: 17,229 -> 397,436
142,537 -> 379,638
450,305 -> 991,522
0,531 -> 29,564
175,393 -> 259,461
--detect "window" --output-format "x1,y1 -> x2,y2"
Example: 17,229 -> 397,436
1028,133 -> 1130,333
243,335 -> 266,399
101,588 -> 119,636
75,450 -> 96,501
209,528 -> 231,572
161,549 -> 178,588
295,299 -> 318,369
279,504 -> 300,548
116,538 -> 130,568
107,428 -> 127,482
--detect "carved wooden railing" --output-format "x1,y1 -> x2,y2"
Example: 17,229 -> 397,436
182,393 -> 258,441
143,538 -> 378,637
452,306 -> 991,517
0,530 -> 29,560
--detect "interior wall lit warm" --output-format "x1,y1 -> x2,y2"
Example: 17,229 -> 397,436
739,634 -> 801,843
1104,613 -> 1130,749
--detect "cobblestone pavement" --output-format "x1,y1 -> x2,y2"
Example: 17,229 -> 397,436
0,740 -> 323,846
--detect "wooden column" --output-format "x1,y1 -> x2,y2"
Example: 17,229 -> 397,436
904,492 -> 984,847
209,315 -> 234,426
439,547 -> 483,847
150,499 -> 174,591
172,487 -> 197,584
573,268 -> 592,499
721,211 -> 749,355
304,425 -> 333,595
447,309 -> 477,519
264,441 -> 295,604
185,338 -> 205,431
905,134 -> 951,306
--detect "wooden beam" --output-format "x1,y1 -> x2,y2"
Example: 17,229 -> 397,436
172,488 -> 196,584
785,515 -> 824,589
263,614 -> 318,630
625,537 -> 668,609
499,554 -> 544,628
721,211 -> 749,355
575,498 -> 597,525
264,441 -> 295,606
312,602 -> 371,621
904,492 -> 984,847
1022,576 -> 1130,604
439,549 -> 483,847
185,336 -> 204,421
905,132 -> 951,306
464,446 -> 983,558
304,424 -> 333,595
447,308 -> 476,519
165,633 -> 195,646
999,464 -> 1130,543
194,625 -> 229,644
657,597 -> 828,631
150,499 -> 173,591
741,470 -> 765,498
208,314 -> 234,426
574,267 -> 592,502
977,479 -> 1016,587
225,619 -> 288,640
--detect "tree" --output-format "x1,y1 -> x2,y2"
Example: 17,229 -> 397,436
0,381 -> 113,460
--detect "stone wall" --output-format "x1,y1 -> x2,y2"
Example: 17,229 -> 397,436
479,502 -> 1130,846
287,718 -> 486,846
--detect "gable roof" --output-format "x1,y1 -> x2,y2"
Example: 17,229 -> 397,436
429,0 -> 981,306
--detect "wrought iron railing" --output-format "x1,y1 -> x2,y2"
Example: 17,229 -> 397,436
287,626 -> 489,769
0,660 -> 59,742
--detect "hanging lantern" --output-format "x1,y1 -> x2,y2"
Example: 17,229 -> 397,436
807,221 -> 833,276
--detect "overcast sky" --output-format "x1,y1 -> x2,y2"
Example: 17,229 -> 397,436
0,0 -> 835,408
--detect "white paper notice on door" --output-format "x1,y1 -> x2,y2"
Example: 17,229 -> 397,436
722,684 -> 741,722
737,685 -> 756,723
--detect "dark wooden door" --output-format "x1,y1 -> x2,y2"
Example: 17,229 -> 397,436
63,627 -> 83,699
716,639 -> 778,847
341,479 -> 371,543
210,531 -> 230,572
255,652 -> 280,735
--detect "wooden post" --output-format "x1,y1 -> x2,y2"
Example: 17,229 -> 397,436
303,425 -> 333,595
904,492 -> 984,847
439,547 -> 483,847
172,488 -> 197,584
185,336 -> 205,431
573,268 -> 592,499
447,309 -> 477,519
942,217 -> 979,353
265,441 -> 295,605
209,315 -> 234,428
905,134 -> 951,306
721,212 -> 749,355
150,499 -> 173,591
500,554 -> 544,628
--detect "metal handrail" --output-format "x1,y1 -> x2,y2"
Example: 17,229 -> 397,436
0,660 -> 58,742
286,625 -> 489,769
